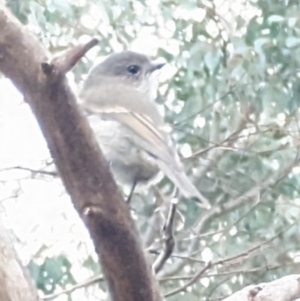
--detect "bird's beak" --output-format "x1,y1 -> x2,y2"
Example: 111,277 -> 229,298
148,62 -> 166,73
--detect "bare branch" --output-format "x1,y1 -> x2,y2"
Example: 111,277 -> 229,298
221,274 -> 300,301
0,4 -> 162,301
152,202 -> 176,274
162,224 -> 295,298
41,38 -> 99,76
159,262 -> 300,283
2,166 -> 58,177
164,261 -> 212,298
43,275 -> 104,301
0,218 -> 41,301
160,156 -> 296,277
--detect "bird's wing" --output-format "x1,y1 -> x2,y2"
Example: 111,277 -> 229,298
80,82 -> 211,208
100,108 -> 211,208
102,108 -> 177,166
80,83 -> 178,166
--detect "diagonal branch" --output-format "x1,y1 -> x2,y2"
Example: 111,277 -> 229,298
221,274 -> 300,301
164,261 -> 212,297
152,202 -> 176,274
0,4 -> 162,301
43,275 -> 104,301
160,154 -> 297,277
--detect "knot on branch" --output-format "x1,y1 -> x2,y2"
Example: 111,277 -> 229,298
41,38 -> 99,79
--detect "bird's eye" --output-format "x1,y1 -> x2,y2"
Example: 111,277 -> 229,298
126,65 -> 140,75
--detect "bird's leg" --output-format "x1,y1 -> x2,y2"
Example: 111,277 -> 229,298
126,179 -> 138,204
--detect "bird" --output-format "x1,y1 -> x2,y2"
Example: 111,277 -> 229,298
79,51 -> 211,209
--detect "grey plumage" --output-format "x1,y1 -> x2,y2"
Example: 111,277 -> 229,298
79,51 -> 211,209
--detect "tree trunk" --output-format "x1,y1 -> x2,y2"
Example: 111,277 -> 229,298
0,219 -> 40,301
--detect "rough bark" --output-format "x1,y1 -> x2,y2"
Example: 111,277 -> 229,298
1,3 -> 299,301
0,219 -> 41,301
0,4 -> 162,301
222,274 -> 300,301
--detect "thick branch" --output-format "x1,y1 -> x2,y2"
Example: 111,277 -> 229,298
222,274 -> 300,301
0,5 -> 161,301
0,218 -> 40,301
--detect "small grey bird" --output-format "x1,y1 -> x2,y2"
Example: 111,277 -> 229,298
79,51 -> 211,209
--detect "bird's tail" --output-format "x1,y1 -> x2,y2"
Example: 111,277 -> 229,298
157,161 -> 211,209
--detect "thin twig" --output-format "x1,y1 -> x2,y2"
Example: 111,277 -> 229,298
160,156 -> 297,278
164,261 -> 212,297
42,275 -> 104,300
3,166 -> 58,177
159,262 -> 300,282
152,202 -> 177,274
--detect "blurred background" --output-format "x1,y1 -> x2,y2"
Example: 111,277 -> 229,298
1,0 -> 300,300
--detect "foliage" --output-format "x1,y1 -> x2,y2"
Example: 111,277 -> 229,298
2,0 -> 300,300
